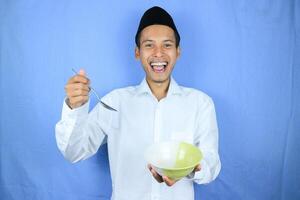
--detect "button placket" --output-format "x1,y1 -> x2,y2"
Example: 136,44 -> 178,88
154,103 -> 162,143
151,102 -> 163,200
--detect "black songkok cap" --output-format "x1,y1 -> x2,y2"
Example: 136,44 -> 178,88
135,6 -> 180,47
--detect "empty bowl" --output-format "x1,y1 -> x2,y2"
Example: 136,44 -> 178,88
145,141 -> 202,180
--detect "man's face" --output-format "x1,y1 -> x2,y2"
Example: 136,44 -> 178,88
135,25 -> 180,84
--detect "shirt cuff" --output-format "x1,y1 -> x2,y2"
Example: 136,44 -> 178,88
186,171 -> 196,179
185,160 -> 210,183
61,98 -> 90,121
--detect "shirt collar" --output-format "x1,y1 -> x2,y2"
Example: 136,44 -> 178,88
136,76 -> 182,96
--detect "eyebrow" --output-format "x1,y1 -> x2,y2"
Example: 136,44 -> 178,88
163,40 -> 175,43
141,39 -> 175,44
141,40 -> 154,44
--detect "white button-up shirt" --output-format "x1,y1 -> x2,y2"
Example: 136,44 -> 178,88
55,77 -> 221,200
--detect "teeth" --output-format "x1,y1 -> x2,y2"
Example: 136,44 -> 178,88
150,62 -> 167,66
153,66 -> 164,69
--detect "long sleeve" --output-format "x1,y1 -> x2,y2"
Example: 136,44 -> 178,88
191,97 -> 221,184
55,98 -> 111,163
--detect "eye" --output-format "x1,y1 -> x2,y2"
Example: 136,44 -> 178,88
144,43 -> 153,48
164,43 -> 173,48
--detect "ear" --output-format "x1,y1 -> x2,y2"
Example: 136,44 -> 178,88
135,47 -> 140,60
176,46 -> 181,58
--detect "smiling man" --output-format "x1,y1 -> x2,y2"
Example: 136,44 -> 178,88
56,6 -> 221,200
135,23 -> 179,101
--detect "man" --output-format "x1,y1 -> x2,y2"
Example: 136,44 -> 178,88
56,6 -> 221,200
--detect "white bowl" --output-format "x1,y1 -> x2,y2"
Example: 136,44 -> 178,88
145,141 -> 202,180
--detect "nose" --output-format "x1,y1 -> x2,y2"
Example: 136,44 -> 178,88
153,46 -> 163,57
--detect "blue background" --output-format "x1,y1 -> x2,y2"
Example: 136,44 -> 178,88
0,1 -> 299,199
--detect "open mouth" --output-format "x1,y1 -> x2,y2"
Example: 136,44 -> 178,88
150,61 -> 168,73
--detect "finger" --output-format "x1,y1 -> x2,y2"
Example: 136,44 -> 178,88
162,176 -> 176,187
65,83 -> 90,92
78,69 -> 86,76
147,164 -> 163,183
151,169 -> 163,183
74,75 -> 90,84
69,95 -> 89,105
67,89 -> 89,98
194,164 -> 201,172
68,75 -> 90,84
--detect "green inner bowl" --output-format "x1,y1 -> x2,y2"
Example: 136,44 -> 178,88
162,142 -> 202,170
146,142 -> 203,180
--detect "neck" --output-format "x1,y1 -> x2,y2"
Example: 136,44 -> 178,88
146,77 -> 171,101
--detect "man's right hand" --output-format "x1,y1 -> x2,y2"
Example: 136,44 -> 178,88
64,69 -> 90,109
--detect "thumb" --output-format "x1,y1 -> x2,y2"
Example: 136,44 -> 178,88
195,164 -> 201,172
78,69 -> 86,76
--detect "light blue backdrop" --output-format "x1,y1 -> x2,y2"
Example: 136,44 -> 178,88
0,1 -> 299,200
